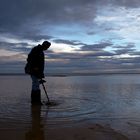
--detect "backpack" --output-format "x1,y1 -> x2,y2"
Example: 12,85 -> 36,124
24,63 -> 31,74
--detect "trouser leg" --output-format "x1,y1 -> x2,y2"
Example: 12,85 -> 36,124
31,75 -> 42,105
31,90 -> 42,104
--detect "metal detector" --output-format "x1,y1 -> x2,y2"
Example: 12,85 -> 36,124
39,79 -> 50,104
39,79 -> 59,106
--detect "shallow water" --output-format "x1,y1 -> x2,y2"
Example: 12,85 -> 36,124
0,75 -> 140,139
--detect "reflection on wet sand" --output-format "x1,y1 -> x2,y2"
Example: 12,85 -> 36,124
25,105 -> 49,140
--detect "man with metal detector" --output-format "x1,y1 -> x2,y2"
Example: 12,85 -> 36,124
25,41 -> 51,105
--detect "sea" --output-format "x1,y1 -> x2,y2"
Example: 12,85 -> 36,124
0,74 -> 140,139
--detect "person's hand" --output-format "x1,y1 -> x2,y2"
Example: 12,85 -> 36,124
39,79 -> 46,84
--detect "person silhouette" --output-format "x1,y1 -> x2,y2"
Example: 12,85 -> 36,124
25,41 -> 51,105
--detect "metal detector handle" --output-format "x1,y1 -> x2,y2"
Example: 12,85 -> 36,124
41,79 -> 50,103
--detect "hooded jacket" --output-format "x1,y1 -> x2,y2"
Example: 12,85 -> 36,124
25,45 -> 45,78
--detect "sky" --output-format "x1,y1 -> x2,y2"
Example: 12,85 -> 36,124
1,0 -> 140,74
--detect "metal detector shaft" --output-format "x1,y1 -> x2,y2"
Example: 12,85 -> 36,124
41,82 -> 50,103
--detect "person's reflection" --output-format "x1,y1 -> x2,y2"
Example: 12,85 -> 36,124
26,105 -> 46,140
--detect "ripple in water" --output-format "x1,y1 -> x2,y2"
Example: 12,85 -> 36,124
1,75 -> 140,130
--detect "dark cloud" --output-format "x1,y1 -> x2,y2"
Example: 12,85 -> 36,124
129,51 -> 140,56
81,42 -> 113,51
0,41 -> 31,54
46,54 -> 140,74
94,0 -> 140,8
110,0 -> 140,8
46,49 -> 114,60
53,39 -> 84,46
0,61 -> 25,73
0,0 -> 97,35
0,0 -> 140,35
21,33 -> 53,42
114,48 -> 136,55
113,44 -> 136,55
0,0 -> 139,41
113,43 -> 136,49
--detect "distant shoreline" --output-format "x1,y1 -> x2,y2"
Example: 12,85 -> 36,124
0,73 -> 140,77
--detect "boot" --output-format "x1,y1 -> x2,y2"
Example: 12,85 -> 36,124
31,90 -> 42,105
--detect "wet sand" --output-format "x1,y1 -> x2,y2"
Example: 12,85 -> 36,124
1,124 -> 130,140
46,124 -> 129,140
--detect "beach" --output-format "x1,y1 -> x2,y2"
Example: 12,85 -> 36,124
0,74 -> 140,140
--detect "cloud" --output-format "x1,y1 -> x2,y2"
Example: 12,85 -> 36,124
81,42 -> 113,51
1,0 -> 140,74
0,0 -> 97,34
1,0 -> 140,45
0,41 -> 31,53
110,0 -> 140,8
53,39 -> 84,46
93,5 -> 140,45
113,44 -> 136,55
1,0 -> 140,35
